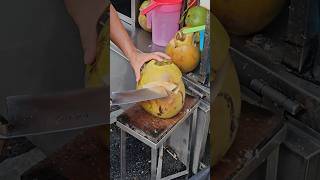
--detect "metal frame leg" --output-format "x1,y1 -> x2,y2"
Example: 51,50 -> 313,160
151,148 -> 158,179
116,102 -> 200,180
187,108 -> 198,174
120,130 -> 126,179
192,102 -> 210,174
266,146 -> 280,180
156,145 -> 164,180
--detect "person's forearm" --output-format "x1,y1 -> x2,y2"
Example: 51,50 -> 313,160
64,0 -> 105,29
110,4 -> 137,61
110,4 -> 170,81
64,0 -> 106,64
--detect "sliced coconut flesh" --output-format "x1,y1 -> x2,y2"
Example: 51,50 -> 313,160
142,81 -> 179,94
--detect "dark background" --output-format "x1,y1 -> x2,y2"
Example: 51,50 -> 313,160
0,0 -> 85,119
0,0 -> 86,155
110,0 -> 131,17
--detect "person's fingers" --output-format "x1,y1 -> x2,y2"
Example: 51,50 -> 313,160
153,52 -> 171,60
132,52 -> 171,82
150,54 -> 165,62
84,46 -> 97,64
134,68 -> 141,82
141,55 -> 154,63
79,26 -> 97,64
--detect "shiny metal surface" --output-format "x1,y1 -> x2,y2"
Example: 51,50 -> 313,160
111,24 -> 165,55
231,46 -> 320,131
250,79 -> 302,115
0,87 -> 107,139
110,43 -> 136,112
277,118 -> 320,180
183,76 -> 210,102
111,86 -> 168,105
232,125 -> 286,180
192,100 -> 210,174
116,100 -> 199,149
117,101 -> 199,179
110,44 -> 135,91
167,106 -> 198,166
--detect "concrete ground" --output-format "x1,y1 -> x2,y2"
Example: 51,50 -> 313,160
110,124 -> 187,180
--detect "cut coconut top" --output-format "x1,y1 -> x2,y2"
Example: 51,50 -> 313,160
142,81 -> 179,94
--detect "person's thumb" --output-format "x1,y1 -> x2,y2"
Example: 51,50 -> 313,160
135,69 -> 141,82
80,27 -> 98,65
84,46 -> 97,64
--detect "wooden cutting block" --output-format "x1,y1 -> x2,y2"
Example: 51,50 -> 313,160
118,95 -> 198,140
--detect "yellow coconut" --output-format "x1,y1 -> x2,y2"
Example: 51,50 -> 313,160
85,7 -> 109,146
165,29 -> 200,73
211,55 -> 241,166
138,0 -> 152,32
211,13 -> 241,166
213,0 -> 286,35
137,60 -> 185,118
212,14 -> 230,81
85,17 -> 109,88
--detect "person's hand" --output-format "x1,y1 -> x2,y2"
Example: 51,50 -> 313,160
130,51 -> 171,82
64,0 -> 106,65
109,5 -> 170,82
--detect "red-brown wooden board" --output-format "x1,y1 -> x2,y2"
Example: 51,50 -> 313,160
117,95 -> 198,141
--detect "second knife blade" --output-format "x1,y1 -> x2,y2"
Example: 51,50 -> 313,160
111,86 -> 169,105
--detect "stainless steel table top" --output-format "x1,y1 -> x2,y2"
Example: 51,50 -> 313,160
111,22 -> 165,57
